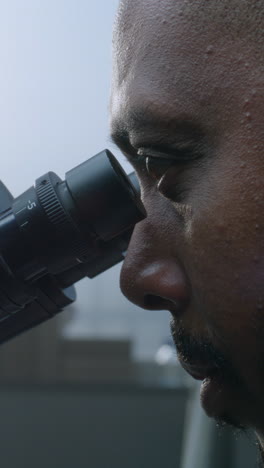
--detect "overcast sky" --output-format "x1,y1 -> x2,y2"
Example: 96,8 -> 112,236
0,0 -> 124,196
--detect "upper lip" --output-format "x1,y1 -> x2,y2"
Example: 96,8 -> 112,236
179,359 -> 217,381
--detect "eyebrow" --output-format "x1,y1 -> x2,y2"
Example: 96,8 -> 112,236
110,106 -> 205,149
110,107 -> 156,148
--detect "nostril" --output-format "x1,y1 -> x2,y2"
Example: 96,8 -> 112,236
144,294 -> 182,314
144,294 -> 160,308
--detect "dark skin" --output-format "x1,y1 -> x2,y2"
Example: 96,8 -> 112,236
110,0 -> 264,447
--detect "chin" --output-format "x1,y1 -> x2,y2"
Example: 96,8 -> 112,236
215,414 -> 247,432
199,373 -> 257,432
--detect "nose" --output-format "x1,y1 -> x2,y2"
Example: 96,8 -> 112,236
120,224 -> 190,315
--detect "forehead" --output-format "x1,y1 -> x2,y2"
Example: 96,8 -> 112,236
111,1 -> 262,139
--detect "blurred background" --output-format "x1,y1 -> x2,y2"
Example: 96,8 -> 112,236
0,1 -> 257,467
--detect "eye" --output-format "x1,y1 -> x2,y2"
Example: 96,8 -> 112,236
146,155 -> 178,181
134,146 -> 202,203
136,146 -> 200,182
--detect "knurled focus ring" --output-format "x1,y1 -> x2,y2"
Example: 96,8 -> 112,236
36,173 -> 93,261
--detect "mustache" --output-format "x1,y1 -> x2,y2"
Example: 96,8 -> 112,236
170,321 -> 234,376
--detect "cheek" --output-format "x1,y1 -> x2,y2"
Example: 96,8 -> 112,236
184,164 -> 264,401
184,151 -> 264,344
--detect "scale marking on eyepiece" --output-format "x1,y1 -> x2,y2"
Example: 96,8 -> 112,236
15,207 -> 27,215
20,221 -> 29,228
27,200 -> 37,210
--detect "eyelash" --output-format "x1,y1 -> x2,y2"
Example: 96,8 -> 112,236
134,148 -> 199,181
127,146 -> 205,206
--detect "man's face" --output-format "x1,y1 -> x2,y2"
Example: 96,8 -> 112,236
111,0 -> 264,432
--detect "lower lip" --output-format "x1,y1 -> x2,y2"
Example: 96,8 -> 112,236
200,373 -> 229,418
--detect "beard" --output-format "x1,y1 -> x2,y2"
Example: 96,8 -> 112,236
170,318 -> 252,430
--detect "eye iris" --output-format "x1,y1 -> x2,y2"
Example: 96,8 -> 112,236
146,156 -> 175,181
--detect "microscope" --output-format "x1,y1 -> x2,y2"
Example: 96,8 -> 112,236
0,149 -> 145,344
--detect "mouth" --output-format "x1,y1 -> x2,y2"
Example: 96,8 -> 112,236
171,326 -> 245,421
178,357 -> 230,418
